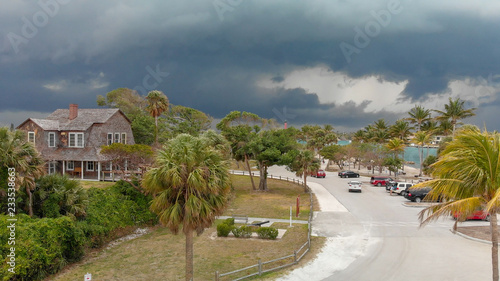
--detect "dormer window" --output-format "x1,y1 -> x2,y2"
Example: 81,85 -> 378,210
69,133 -> 84,147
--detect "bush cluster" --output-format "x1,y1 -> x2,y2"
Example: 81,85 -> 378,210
216,218 -> 235,237
231,225 -> 253,238
0,180 -> 157,280
257,227 -> 279,240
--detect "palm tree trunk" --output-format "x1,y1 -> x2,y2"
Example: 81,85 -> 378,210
490,214 -> 499,281
26,186 -> 33,217
185,229 -> 194,281
419,145 -> 423,176
245,154 -> 256,190
154,115 -> 159,145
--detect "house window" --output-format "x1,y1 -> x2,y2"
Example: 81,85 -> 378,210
28,132 -> 35,144
69,133 -> 84,147
48,162 -> 56,174
107,133 -> 113,145
67,161 -> 74,170
121,133 -> 126,144
48,132 -> 56,147
87,161 -> 95,171
114,133 -> 120,143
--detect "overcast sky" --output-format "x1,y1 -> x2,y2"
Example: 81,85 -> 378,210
2,0 -> 500,132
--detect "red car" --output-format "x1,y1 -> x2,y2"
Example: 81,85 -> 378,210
453,210 -> 491,221
311,169 -> 326,178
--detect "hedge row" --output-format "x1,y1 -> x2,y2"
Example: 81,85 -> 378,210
0,181 -> 157,281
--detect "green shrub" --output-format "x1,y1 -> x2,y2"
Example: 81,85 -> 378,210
231,225 -> 253,238
0,214 -> 86,281
257,227 -> 279,239
223,218 -> 235,226
216,222 -> 233,237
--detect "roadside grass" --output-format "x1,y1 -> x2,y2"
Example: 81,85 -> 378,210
230,160 -> 258,171
49,174 -> 322,280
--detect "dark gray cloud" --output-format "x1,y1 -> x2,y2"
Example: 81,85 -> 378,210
1,0 -> 500,131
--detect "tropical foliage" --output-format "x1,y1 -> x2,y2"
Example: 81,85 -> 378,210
141,132 -> 231,280
416,126 -> 500,281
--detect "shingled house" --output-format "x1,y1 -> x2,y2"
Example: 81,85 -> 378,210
17,104 -> 135,180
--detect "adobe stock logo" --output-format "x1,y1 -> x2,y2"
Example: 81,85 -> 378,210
133,64 -> 170,96
7,0 -> 73,54
212,0 -> 243,21
339,0 -> 403,63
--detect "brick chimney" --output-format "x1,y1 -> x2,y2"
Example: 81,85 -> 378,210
69,104 -> 78,120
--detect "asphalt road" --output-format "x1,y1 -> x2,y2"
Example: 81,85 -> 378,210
268,166 -> 493,281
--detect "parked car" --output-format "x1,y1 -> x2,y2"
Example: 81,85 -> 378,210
390,182 -> 414,196
405,187 -> 432,202
338,171 -> 360,178
311,169 -> 326,178
453,210 -> 491,221
370,176 -> 394,187
348,181 -> 362,192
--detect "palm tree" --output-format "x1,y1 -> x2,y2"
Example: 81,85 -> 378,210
146,90 -> 169,145
416,126 -> 500,281
412,131 -> 431,176
0,128 -> 44,216
434,97 -> 476,135
141,132 -> 231,281
386,138 -> 405,174
286,150 -> 320,192
407,105 -> 432,131
390,119 -> 413,141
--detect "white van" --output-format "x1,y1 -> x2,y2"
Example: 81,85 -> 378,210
391,182 -> 413,195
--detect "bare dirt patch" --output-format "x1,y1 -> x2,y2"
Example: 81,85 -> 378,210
457,225 -> 498,242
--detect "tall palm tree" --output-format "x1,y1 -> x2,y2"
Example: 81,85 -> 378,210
412,131 -> 431,176
142,132 -> 231,281
146,90 -> 169,145
416,126 -> 500,281
407,105 -> 432,132
390,119 -> 413,141
386,138 -> 406,174
0,128 -> 44,216
434,97 -> 476,135
286,150 -> 320,192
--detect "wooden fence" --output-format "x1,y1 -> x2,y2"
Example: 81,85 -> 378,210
214,171 -> 314,281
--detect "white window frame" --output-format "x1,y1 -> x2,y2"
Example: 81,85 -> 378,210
48,132 -> 56,147
67,161 -> 74,171
48,162 -> 56,174
28,131 -> 35,144
69,133 -> 84,148
107,133 -> 113,145
121,133 -> 126,144
114,133 -> 120,143
87,161 -> 95,171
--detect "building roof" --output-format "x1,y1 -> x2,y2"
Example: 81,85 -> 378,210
17,108 -> 130,131
46,108 -> 125,131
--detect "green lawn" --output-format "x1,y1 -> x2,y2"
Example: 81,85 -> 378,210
48,175 -> 323,281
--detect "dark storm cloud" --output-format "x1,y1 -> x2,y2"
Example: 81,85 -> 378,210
1,0 -> 500,130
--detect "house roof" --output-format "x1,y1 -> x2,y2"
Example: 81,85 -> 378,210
17,108 -> 130,131
46,108 -> 126,131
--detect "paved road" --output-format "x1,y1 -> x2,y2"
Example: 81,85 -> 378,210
267,166 -> 493,281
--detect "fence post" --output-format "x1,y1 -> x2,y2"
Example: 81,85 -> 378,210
215,271 -> 219,281
294,250 -> 298,263
258,259 -> 262,275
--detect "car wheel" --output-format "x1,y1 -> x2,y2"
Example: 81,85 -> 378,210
415,197 -> 422,203
377,183 -> 381,187
356,174 -> 359,178
485,215 -> 491,222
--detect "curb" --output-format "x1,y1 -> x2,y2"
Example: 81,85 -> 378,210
451,229 -> 494,245
401,202 -> 433,208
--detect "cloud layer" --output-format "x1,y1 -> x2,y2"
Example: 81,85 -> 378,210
1,0 -> 500,131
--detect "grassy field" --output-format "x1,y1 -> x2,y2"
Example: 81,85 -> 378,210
48,174 -> 323,281
78,180 -> 116,189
